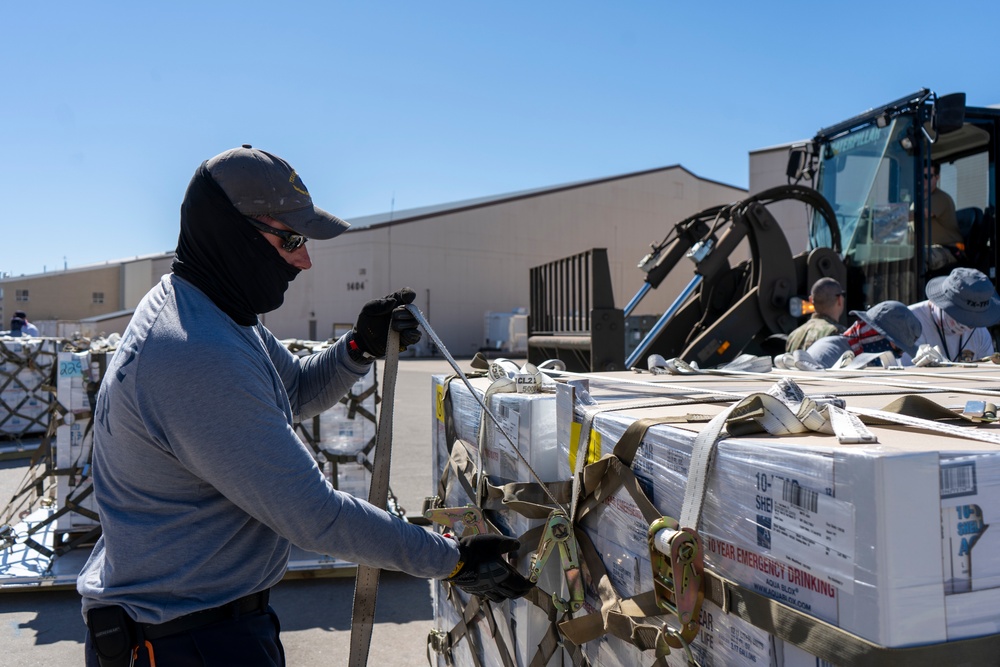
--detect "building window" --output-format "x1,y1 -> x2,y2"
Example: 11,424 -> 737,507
15,289 -> 28,303
93,292 -> 105,304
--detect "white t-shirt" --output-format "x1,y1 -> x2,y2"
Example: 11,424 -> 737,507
901,300 -> 995,364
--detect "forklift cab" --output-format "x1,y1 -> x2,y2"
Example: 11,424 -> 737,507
788,90 -> 998,313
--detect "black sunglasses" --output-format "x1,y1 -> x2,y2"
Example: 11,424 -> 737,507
245,216 -> 308,252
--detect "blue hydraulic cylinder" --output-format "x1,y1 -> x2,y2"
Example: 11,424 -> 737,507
623,283 -> 652,318
624,274 -> 704,370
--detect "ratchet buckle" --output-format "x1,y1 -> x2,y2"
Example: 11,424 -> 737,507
423,501 -> 489,537
528,509 -> 584,613
648,516 -> 705,645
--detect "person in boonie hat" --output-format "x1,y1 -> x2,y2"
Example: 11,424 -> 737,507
902,267 -> 1000,363
806,300 -> 921,368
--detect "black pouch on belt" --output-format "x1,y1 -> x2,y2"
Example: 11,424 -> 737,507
87,606 -> 137,667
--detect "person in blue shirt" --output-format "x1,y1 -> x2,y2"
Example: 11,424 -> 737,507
80,146 -> 530,667
13,311 -> 40,336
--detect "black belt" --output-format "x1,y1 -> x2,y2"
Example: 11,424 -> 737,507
140,589 -> 270,640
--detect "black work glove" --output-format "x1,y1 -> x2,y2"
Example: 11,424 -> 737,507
446,533 -> 534,603
350,288 -> 422,361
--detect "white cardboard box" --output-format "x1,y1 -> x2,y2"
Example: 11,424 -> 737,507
54,348 -> 105,531
555,367 -> 1000,662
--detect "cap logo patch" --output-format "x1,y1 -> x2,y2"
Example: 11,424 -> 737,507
289,171 -> 309,196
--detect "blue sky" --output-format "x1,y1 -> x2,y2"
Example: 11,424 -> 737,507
3,1 -> 998,278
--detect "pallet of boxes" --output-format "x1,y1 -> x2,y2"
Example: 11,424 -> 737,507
0,336 -> 116,587
427,358 -> 1000,666
1,337 -> 386,587
0,335 -> 59,448
283,339 -> 390,573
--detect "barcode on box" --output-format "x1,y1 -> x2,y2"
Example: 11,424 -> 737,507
782,478 -> 818,513
940,461 -> 977,498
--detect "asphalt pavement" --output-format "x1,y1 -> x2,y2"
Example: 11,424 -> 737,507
0,356 -> 494,666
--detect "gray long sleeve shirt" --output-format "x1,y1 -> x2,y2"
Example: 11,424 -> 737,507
78,275 -> 459,624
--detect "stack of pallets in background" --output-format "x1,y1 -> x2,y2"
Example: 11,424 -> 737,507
1,338 -> 385,587
427,361 -> 1000,666
285,339 -> 379,501
286,339 -> 384,573
0,337 -> 59,442
53,342 -> 111,535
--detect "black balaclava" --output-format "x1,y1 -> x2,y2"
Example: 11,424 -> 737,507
171,163 -> 300,325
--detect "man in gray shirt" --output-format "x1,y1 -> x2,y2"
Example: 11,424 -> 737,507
79,146 -> 530,667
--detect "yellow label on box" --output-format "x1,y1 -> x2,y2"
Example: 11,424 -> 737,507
435,384 -> 445,423
568,421 -> 602,472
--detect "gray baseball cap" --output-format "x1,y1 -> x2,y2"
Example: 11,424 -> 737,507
925,267 -> 1000,328
850,301 -> 922,358
206,145 -> 349,240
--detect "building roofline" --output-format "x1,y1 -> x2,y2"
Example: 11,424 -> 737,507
1,251 -> 174,282
346,165 -> 746,231
749,140 -> 806,155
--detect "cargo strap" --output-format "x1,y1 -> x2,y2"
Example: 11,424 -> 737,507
564,550 -> 1000,666
473,376 -> 518,500
563,417 -> 701,660
426,587 -> 520,667
567,394 -> 738,524
428,431 -> 584,666
657,360 -> 1000,446
434,433 -> 575,520
411,306 -> 563,510
347,329 -> 399,667
434,439 -> 483,514
482,477 -> 574,518
561,383 -> 1000,665
733,360 -> 1000,400
415,322 -> 566,667
854,395 -> 1000,446
521,585 -> 589,667
431,359 -> 1000,665
429,435 -> 586,666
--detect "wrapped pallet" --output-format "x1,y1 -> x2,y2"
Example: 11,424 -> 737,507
284,339 -> 384,573
430,360 -> 1000,666
0,336 -> 59,437
285,339 -> 379,501
54,343 -> 113,533
430,369 -> 571,667
316,367 -> 378,498
2,337 -> 381,581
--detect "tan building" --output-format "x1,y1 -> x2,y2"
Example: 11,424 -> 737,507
1,254 -> 174,338
749,143 -> 812,253
2,166 -> 746,354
